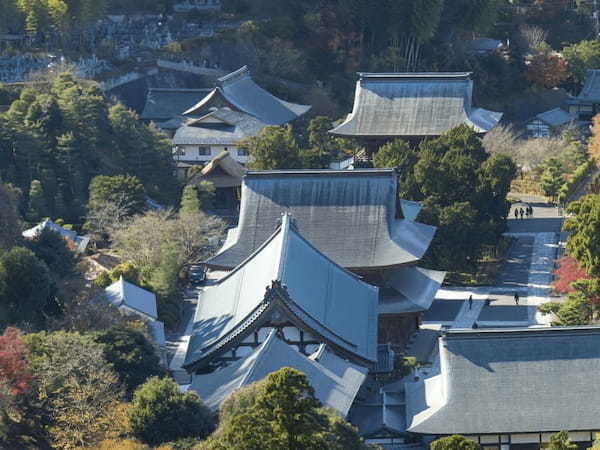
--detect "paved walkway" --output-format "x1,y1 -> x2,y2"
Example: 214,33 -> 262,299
422,195 -> 564,333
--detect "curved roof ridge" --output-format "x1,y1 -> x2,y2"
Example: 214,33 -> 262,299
217,65 -> 251,86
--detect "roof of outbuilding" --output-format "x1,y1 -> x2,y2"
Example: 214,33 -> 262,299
185,214 -> 379,368
189,330 -> 367,417
329,72 -> 502,137
577,69 -> 600,102
406,326 -> 600,435
172,107 -> 267,146
22,219 -> 89,253
182,66 -> 311,125
533,107 -> 575,127
194,150 -> 247,188
104,277 -> 158,320
205,169 -> 436,270
141,88 -> 212,121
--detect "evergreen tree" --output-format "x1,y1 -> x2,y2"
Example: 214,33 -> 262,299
431,435 -> 481,450
128,377 -> 214,446
373,139 -> 412,169
546,431 -> 578,450
26,179 -> 48,222
244,125 -> 302,170
88,175 -> 146,217
180,185 -> 200,215
95,326 -> 166,397
197,180 -> 216,210
564,194 -> 600,275
0,247 -> 54,326
540,158 -> 565,201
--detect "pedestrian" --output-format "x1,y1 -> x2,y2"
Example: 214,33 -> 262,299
525,208 -> 529,219
514,208 -> 518,219
519,207 -> 524,219
529,205 -> 534,217
468,294 -> 473,310
514,291 -> 519,305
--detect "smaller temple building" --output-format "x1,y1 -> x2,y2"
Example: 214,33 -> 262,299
405,327 -> 600,449
329,72 -> 502,151
524,107 -> 574,138
187,150 -> 246,212
174,66 -> 310,164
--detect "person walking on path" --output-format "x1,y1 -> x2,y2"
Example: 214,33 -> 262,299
525,208 -> 530,219
529,205 -> 533,217
514,208 -> 518,219
519,208 -> 524,219
514,291 -> 519,305
468,295 -> 473,310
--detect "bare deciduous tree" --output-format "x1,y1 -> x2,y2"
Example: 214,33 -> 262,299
85,193 -> 137,242
483,124 -> 519,157
519,25 -> 548,54
110,209 -> 225,274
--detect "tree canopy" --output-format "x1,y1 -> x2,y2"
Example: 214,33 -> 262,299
202,367 -> 372,450
94,326 -> 166,397
564,194 -> 600,276
0,247 -> 54,327
22,330 -> 125,449
0,74 -> 177,223
244,125 -> 301,170
430,435 -> 481,450
379,126 -> 516,271
128,376 -> 214,446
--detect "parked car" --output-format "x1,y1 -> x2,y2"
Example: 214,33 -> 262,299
188,264 -> 206,284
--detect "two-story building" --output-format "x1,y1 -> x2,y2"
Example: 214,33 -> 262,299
172,66 -> 310,166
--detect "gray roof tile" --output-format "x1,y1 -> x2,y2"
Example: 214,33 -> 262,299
330,72 -> 502,137
172,107 -> 267,146
190,331 -> 367,417
577,70 -> 600,102
534,107 -> 575,127
185,214 -> 379,367
141,88 -> 212,121
206,169 -> 436,270
183,66 -> 311,125
379,267 -> 446,314
406,327 -> 600,434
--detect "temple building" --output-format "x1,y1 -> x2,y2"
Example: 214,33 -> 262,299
204,169 -> 443,348
524,107 -> 574,138
205,169 -> 436,275
567,69 -> 600,122
405,327 -> 600,449
329,72 -> 502,151
184,213 -> 377,415
172,107 -> 265,164
173,66 -> 311,165
183,169 -> 445,420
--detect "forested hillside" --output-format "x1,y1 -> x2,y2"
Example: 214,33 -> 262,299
0,74 -> 177,223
